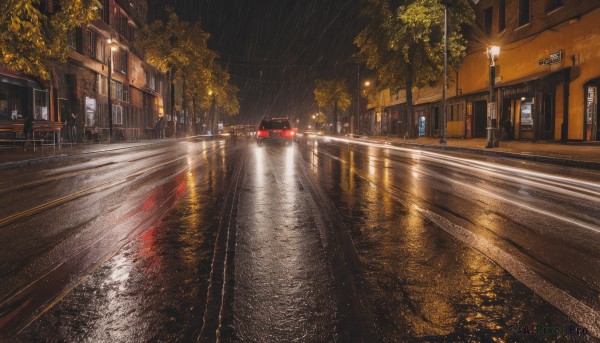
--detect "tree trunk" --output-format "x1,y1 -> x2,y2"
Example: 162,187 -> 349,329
182,77 -> 187,136
405,63 -> 415,138
209,95 -> 216,132
333,100 -> 338,135
192,98 -> 196,135
169,68 -> 176,137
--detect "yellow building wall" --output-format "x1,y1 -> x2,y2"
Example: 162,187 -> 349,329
447,121 -> 464,136
458,7 -> 600,140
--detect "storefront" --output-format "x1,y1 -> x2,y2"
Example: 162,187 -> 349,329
0,74 -> 48,121
496,68 -> 570,141
0,72 -> 51,132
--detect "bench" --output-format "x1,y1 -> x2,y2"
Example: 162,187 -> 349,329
0,132 -> 56,150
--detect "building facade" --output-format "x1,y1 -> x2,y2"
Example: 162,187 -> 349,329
365,0 -> 600,142
0,0 -> 168,143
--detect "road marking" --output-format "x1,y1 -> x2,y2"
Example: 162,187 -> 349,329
0,155 -> 188,229
308,140 -> 600,338
416,205 -> 600,338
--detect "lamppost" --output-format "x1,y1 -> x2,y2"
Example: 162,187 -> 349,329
312,114 -> 317,131
440,3 -> 448,145
208,90 -> 216,133
361,81 -> 371,135
107,38 -> 118,142
485,45 -> 500,148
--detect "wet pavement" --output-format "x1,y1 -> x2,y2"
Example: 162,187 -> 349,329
1,136 -> 599,342
232,146 -> 342,342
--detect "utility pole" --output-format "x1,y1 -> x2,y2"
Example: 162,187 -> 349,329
356,64 -> 360,135
440,3 -> 448,145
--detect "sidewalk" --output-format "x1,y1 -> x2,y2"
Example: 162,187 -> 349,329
351,136 -> 600,170
0,141 -> 160,170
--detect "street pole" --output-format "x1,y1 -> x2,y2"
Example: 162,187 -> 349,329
485,46 -> 499,148
356,64 -> 360,135
108,45 -> 114,142
440,4 -> 448,145
215,94 -> 219,134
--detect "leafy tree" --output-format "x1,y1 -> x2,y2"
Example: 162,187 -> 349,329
355,0 -> 474,137
314,79 -> 351,135
136,8 -> 238,133
0,0 -> 97,80
205,64 -> 239,131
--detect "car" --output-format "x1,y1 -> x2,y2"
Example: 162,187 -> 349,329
256,118 -> 294,145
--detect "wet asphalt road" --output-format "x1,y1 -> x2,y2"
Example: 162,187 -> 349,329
1,136 -> 599,342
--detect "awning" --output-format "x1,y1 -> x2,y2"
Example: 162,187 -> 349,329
496,67 -> 570,89
0,71 -> 45,90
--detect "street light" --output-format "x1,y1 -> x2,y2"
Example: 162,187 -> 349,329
360,81 -> 371,135
208,90 -> 216,133
440,3 -> 448,145
107,38 -> 118,142
486,45 -> 500,148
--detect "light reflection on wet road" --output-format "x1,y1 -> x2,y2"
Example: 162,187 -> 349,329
1,136 -> 599,342
297,136 -> 599,342
232,145 -> 341,342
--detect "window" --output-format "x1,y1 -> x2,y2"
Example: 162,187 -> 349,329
499,0 -> 506,31
87,29 -> 97,58
115,50 -> 128,75
547,0 -> 563,12
68,28 -> 83,53
33,89 -> 49,120
447,103 -> 465,122
111,81 -> 125,101
112,104 -> 123,125
67,29 -> 77,50
98,75 -> 108,96
97,38 -> 106,63
519,0 -> 530,27
145,70 -> 152,90
484,7 -> 493,37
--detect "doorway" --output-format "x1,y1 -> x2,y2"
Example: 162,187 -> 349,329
541,93 -> 554,140
473,100 -> 487,138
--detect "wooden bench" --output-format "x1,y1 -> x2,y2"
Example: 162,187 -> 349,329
0,121 -> 61,150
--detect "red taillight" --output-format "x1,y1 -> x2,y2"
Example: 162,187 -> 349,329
257,130 -> 269,138
282,129 -> 293,138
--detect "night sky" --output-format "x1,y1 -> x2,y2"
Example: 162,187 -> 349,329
148,0 -> 367,126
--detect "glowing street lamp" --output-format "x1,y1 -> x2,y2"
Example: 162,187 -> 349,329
486,45 -> 500,148
359,81 -> 371,135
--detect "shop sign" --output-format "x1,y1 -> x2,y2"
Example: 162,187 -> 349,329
487,102 -> 497,120
539,50 -> 562,66
520,102 -> 534,131
587,86 -> 596,125
85,97 -> 96,127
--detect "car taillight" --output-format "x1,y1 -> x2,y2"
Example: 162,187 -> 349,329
282,130 -> 293,138
257,130 -> 269,137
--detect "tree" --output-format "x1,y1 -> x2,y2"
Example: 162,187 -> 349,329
314,79 -> 351,135
136,8 -> 238,134
355,0 -> 474,137
0,0 -> 97,80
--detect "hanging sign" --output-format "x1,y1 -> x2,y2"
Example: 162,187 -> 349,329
539,50 -> 562,66
520,102 -> 534,132
587,86 -> 596,125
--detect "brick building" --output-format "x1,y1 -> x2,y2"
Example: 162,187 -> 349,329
59,0 -> 168,142
0,0 -> 168,143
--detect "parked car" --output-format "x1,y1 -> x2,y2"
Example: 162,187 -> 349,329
257,118 -> 294,145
